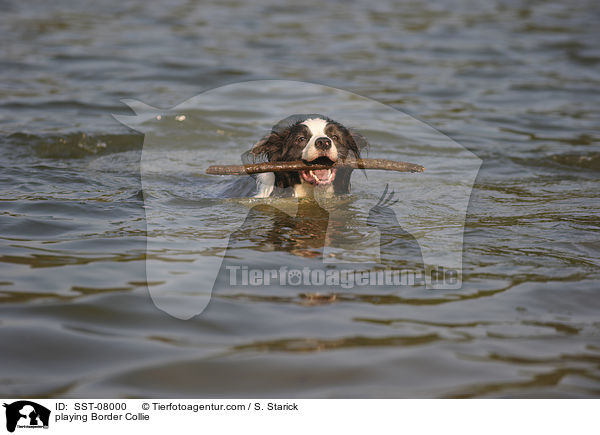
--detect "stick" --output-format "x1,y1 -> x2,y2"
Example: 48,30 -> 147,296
206,158 -> 425,175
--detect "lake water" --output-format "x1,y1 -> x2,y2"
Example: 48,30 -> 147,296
1,0 -> 599,398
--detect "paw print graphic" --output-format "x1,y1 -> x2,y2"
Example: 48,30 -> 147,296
287,269 -> 302,285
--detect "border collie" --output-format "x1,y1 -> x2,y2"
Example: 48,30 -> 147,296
246,114 -> 365,198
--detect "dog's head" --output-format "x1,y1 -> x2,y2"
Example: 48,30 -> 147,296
249,115 -> 366,196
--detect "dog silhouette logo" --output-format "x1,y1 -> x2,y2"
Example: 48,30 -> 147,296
115,80 -> 481,319
3,401 -> 50,433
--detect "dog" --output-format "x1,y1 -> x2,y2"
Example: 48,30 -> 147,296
244,114 -> 366,198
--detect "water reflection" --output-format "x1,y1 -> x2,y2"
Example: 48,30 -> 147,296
213,189 -> 428,298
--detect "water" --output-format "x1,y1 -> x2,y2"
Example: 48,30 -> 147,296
1,0 -> 599,398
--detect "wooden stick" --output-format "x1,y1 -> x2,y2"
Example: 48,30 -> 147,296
206,158 -> 424,175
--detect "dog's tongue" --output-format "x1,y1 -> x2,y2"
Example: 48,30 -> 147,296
313,169 -> 330,180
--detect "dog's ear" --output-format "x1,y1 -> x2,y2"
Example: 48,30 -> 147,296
249,134 -> 273,160
247,128 -> 287,162
348,128 -> 369,158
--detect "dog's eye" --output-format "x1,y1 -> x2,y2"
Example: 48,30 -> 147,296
332,135 -> 340,141
296,136 -> 305,143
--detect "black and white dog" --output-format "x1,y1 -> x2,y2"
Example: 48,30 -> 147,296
245,114 -> 366,198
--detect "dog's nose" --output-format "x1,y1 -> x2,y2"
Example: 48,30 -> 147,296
314,137 -> 332,150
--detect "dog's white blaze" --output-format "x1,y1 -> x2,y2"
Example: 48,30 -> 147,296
301,118 -> 328,137
300,117 -> 338,162
254,172 -> 274,198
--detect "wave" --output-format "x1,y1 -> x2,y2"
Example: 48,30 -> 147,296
5,131 -> 143,159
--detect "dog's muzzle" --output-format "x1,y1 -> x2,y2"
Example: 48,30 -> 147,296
300,156 -> 337,186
